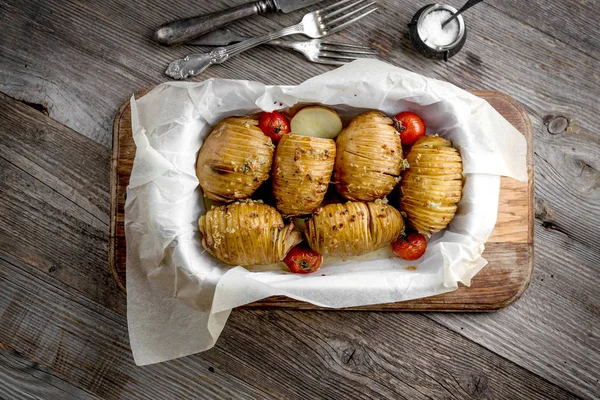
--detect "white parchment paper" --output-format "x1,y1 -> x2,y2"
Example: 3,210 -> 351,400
125,59 -> 527,365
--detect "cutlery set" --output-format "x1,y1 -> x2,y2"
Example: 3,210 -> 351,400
158,0 -> 380,79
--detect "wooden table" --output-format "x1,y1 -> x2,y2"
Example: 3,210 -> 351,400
1,1 -> 598,398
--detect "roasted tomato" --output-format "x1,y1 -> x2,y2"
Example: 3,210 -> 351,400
393,111 -> 426,146
392,232 -> 427,260
259,111 -> 290,142
283,245 -> 323,274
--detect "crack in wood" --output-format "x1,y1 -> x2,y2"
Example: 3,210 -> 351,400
19,99 -> 49,116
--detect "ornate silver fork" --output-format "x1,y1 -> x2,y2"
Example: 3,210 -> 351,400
166,0 -> 378,80
190,30 -> 378,66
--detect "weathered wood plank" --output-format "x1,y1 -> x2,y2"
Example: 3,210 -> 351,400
0,92 -> 126,315
0,344 -> 98,400
431,220 -> 600,399
0,252 -> 579,400
486,0 -> 600,60
0,91 -> 109,225
531,123 -> 600,251
0,252 -> 276,400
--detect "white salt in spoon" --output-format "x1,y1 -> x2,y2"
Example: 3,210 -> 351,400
442,0 -> 484,28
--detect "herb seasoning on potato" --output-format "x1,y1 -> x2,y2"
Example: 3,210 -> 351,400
196,117 -> 274,202
400,136 -> 463,236
198,200 -> 302,266
334,111 -> 404,202
195,108 -> 463,268
305,200 -> 405,257
272,134 -> 336,216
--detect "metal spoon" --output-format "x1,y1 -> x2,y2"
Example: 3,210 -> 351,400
441,0 -> 484,28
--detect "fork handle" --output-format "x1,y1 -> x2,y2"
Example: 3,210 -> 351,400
166,24 -> 303,79
155,1 -> 277,46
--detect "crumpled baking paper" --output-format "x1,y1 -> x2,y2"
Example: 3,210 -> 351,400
125,59 -> 527,365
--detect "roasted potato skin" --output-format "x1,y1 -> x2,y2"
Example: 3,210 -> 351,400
199,200 -> 301,266
400,136 -> 463,236
196,117 -> 274,202
272,134 -> 336,216
305,200 -> 404,257
334,111 -> 403,201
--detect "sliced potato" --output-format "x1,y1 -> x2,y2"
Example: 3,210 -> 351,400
305,200 -> 404,257
334,111 -> 404,201
198,200 -> 302,266
400,136 -> 463,237
272,134 -> 336,216
290,106 -> 343,139
196,117 -> 274,202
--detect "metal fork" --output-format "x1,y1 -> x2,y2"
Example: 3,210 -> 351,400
267,39 -> 378,66
166,0 -> 378,80
191,30 -> 378,66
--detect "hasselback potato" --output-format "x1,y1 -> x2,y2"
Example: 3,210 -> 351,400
400,136 -> 463,236
196,117 -> 274,202
334,111 -> 403,201
272,134 -> 336,216
305,200 -> 404,257
199,200 -> 302,266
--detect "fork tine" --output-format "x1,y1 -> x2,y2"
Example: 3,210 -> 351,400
321,0 -> 368,20
315,58 -> 349,66
320,45 -> 378,55
325,7 -> 378,36
320,41 -> 374,50
319,52 -> 360,60
324,3 -> 377,27
317,0 -> 355,13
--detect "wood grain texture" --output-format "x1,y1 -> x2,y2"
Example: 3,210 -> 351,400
0,92 -> 126,315
431,220 -> 600,398
486,0 -> 600,60
1,0 -> 599,397
0,252 -> 578,400
0,344 -> 97,400
110,89 -> 534,311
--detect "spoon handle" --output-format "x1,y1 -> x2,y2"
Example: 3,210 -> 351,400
442,0 -> 484,28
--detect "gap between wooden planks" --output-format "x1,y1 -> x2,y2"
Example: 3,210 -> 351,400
110,90 -> 533,311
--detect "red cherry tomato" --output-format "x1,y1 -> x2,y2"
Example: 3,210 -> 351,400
393,111 -> 426,146
259,111 -> 290,142
283,246 -> 323,274
392,232 -> 427,261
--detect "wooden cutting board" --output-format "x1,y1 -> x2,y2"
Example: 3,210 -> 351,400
110,90 -> 533,311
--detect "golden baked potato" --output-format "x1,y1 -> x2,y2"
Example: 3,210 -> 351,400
400,136 -> 463,236
272,134 -> 336,216
196,117 -> 274,202
199,200 -> 302,266
305,200 -> 404,257
334,111 -> 404,202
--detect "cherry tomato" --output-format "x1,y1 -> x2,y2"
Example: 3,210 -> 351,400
259,111 -> 290,142
392,232 -> 427,261
283,246 -> 323,274
393,111 -> 426,146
